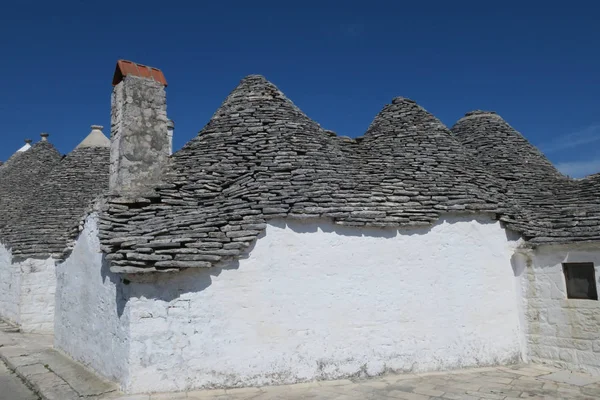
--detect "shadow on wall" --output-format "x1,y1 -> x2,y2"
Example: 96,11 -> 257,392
510,252 -> 527,279
101,213 -> 512,317
100,246 -> 249,318
271,213 -> 501,239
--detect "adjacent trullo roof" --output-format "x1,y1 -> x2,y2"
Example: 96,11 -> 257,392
100,75 -> 511,273
0,139 -> 62,233
0,140 -> 33,173
0,127 -> 110,261
452,111 -> 600,244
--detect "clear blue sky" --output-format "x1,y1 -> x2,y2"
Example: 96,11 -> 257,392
1,1 -> 599,177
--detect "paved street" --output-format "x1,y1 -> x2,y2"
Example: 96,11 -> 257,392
108,364 -> 600,400
0,359 -> 38,400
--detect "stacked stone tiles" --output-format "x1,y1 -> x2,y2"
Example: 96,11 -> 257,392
0,141 -> 62,233
452,111 -> 600,244
99,75 -> 508,273
1,143 -> 110,261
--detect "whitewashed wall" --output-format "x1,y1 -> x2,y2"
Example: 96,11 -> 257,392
0,242 -> 55,333
54,213 -> 130,384
56,213 -> 524,394
125,214 -> 522,393
0,243 -> 20,325
19,257 -> 56,333
520,244 -> 600,375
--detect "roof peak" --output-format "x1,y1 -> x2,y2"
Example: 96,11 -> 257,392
16,141 -> 32,153
391,96 -> 417,105
76,125 -> 110,149
459,110 -> 501,121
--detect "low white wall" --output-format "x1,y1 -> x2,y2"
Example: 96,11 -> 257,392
522,244 -> 600,375
54,213 -> 130,384
19,257 -> 56,333
0,243 -> 20,325
122,215 -> 522,393
56,214 -> 524,393
0,242 -> 55,333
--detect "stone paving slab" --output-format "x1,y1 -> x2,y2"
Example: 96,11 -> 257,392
2,319 -> 600,399
101,364 -> 600,400
0,359 -> 39,400
540,370 -> 600,387
0,320 -> 117,400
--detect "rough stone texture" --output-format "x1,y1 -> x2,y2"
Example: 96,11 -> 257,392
109,75 -> 169,195
0,141 -> 62,233
0,146 -> 109,262
100,75 -> 510,273
452,111 -> 600,245
515,243 -> 600,375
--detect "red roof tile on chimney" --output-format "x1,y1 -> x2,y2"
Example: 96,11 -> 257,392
112,60 -> 168,87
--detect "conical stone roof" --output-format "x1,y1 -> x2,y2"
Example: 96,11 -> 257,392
0,140 -> 62,233
1,129 -> 110,261
76,125 -> 110,149
452,111 -> 600,244
100,76 -> 507,273
452,111 -> 562,182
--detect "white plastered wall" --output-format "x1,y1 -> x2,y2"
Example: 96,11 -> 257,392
19,257 -> 56,333
0,242 -> 55,333
57,213 -> 525,394
519,243 -> 600,375
54,213 -> 130,384
0,243 -> 21,325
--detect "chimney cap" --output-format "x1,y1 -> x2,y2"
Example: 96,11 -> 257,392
91,125 -> 104,130
40,132 -> 49,141
167,119 -> 175,129
24,138 -> 32,144
112,60 -> 168,87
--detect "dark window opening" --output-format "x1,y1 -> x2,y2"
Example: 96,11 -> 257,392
562,263 -> 598,300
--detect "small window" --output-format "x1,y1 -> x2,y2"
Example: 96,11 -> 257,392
562,263 -> 598,300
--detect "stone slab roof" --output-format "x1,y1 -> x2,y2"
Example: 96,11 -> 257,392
1,144 -> 110,261
0,127 -> 110,262
2,76 -> 597,269
99,75 -> 511,273
452,111 -> 600,244
0,141 -> 62,233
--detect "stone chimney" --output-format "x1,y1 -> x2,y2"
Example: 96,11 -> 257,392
40,132 -> 49,141
109,60 -> 170,195
167,119 -> 175,155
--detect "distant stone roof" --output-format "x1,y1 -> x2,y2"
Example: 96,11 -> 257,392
0,140 -> 62,233
99,75 -> 510,273
0,129 -> 110,261
452,111 -> 600,244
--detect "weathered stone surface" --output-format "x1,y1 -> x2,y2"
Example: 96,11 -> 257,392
452,111 -> 600,244
109,75 -> 169,195
96,75 -> 600,273
2,75 -> 599,274
99,75 -> 514,273
0,141 -> 62,238
0,144 -> 109,262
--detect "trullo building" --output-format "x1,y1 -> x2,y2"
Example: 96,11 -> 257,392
0,60 -> 599,394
